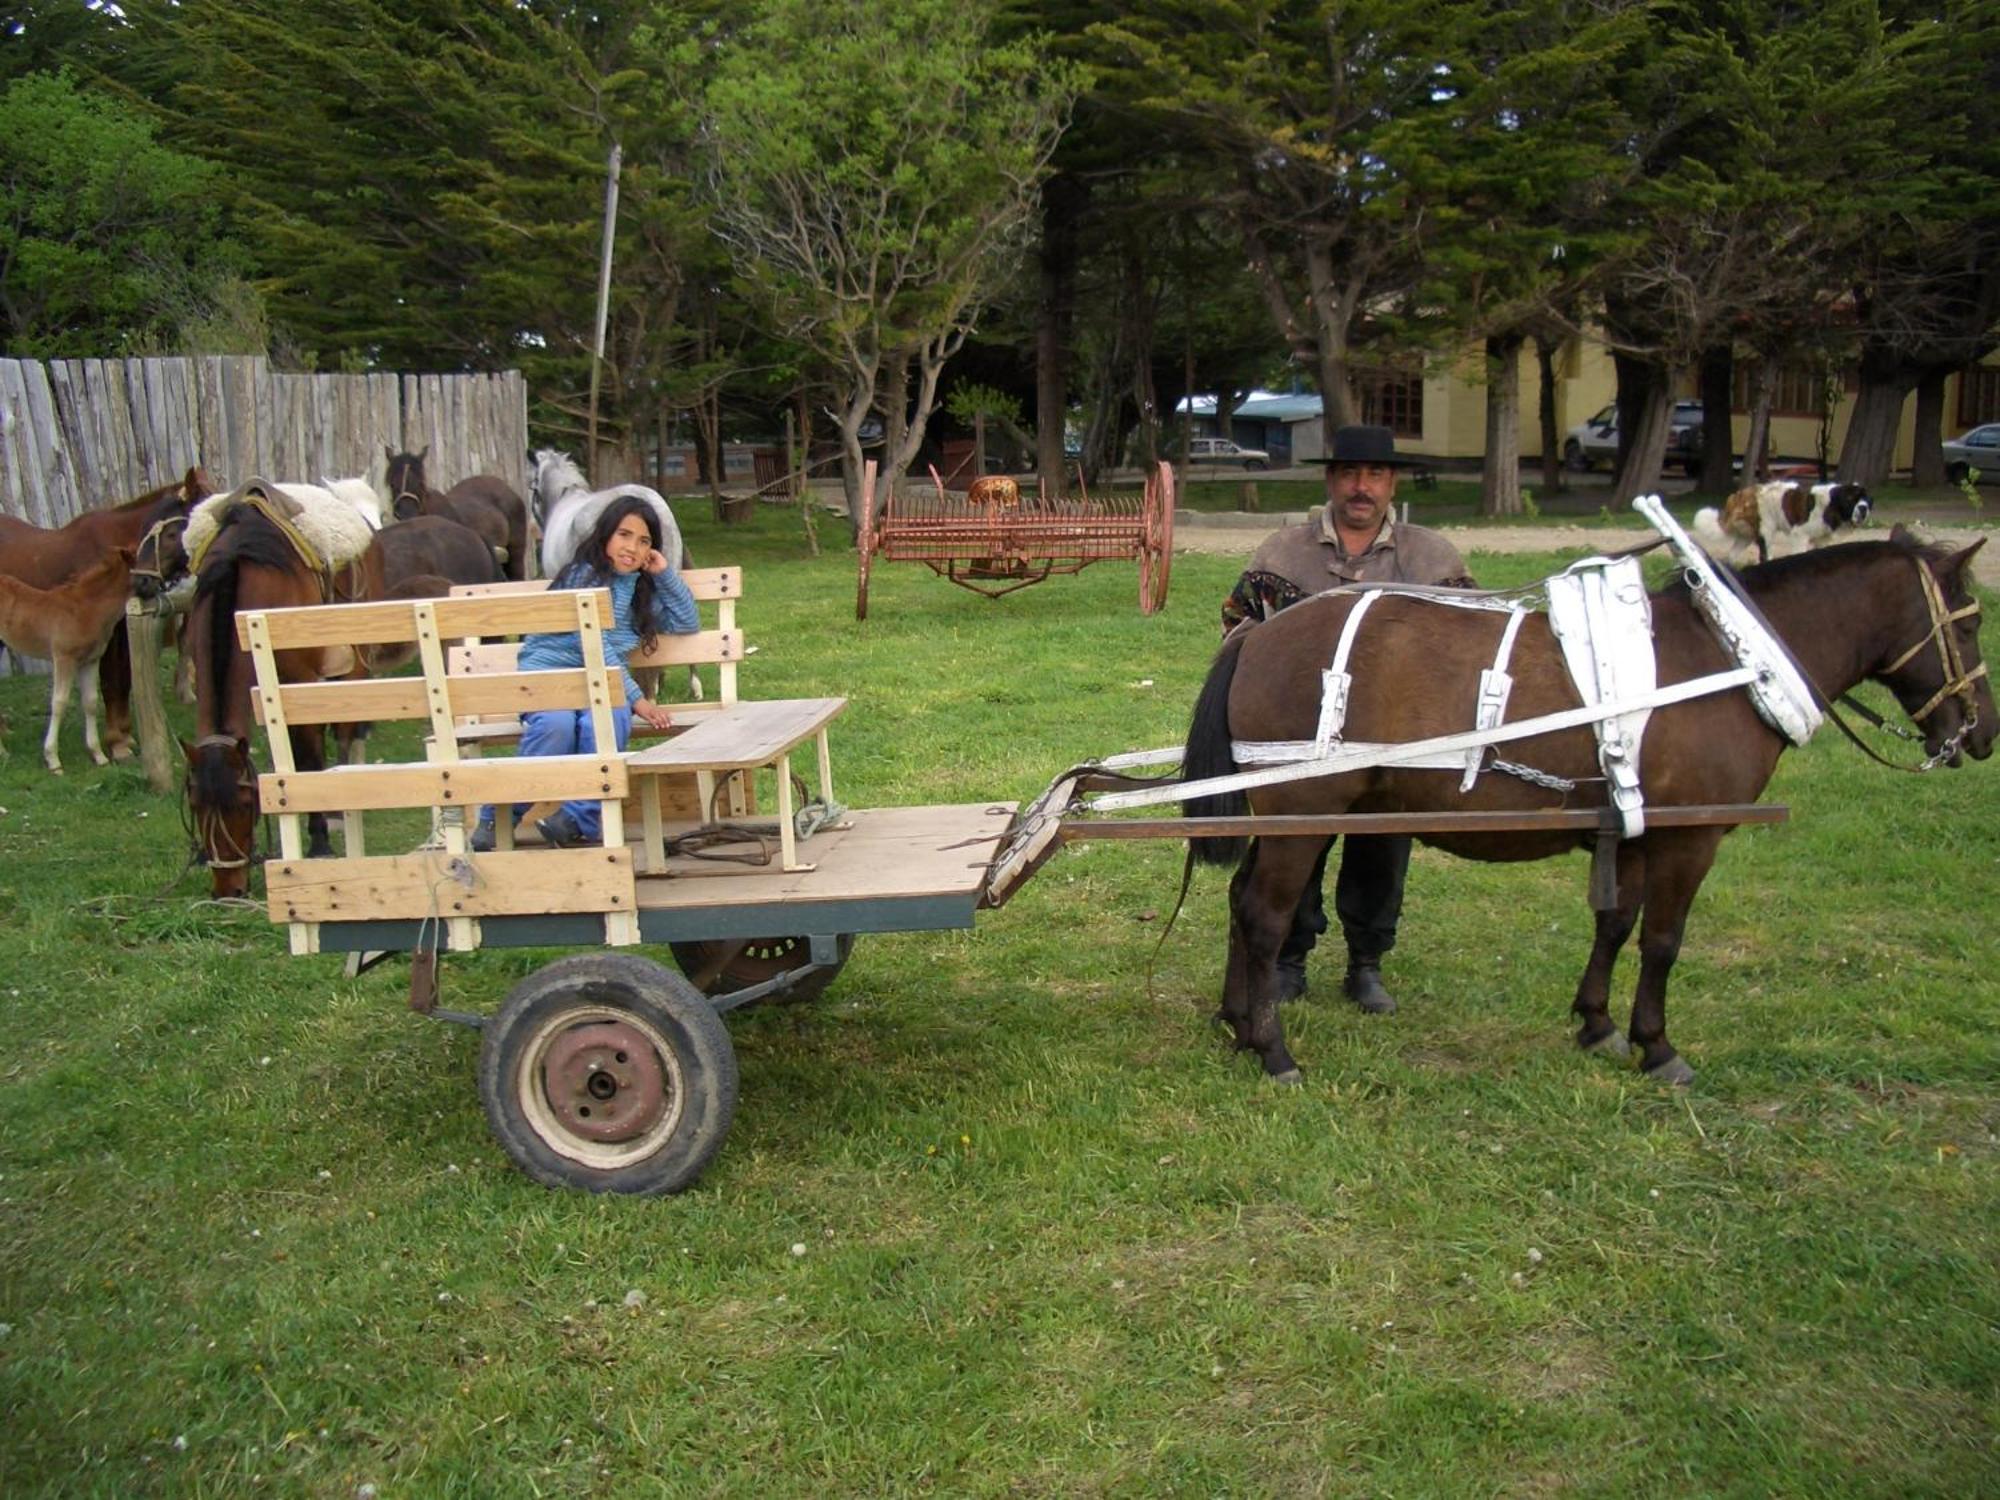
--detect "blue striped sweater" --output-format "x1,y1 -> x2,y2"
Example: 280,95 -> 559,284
517,564 -> 700,706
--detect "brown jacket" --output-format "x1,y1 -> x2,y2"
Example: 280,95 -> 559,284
1222,506 -> 1475,633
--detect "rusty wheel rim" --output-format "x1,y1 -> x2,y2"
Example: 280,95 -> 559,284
518,1005 -> 684,1169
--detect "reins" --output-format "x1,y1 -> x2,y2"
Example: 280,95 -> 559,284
1693,542 -> 1984,773
183,733 -> 264,875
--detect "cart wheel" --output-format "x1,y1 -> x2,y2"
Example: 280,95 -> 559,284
478,953 -> 737,1196
669,933 -> 856,1003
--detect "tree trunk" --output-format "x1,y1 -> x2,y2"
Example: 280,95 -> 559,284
1480,333 -> 1524,517
1035,173 -> 1084,483
1610,374 -> 1675,508
1909,368 -> 1948,487
882,350 -> 910,480
1695,345 -> 1734,494
1742,360 -> 1778,481
1535,336 -> 1562,493
1837,377 -> 1908,487
1127,256 -> 1159,468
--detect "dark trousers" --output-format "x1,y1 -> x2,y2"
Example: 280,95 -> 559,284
1277,835 -> 1413,968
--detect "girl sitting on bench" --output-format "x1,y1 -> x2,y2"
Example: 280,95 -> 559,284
472,497 -> 699,850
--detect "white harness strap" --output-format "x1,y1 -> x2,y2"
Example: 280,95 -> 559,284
1635,494 -> 1822,744
1547,557 -> 1655,838
1312,590 -> 1383,754
1462,606 -> 1529,792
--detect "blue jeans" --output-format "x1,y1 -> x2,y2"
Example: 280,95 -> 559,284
478,705 -> 632,841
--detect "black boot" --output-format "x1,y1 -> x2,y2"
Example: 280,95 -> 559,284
1275,957 -> 1308,1002
1342,955 -> 1397,1014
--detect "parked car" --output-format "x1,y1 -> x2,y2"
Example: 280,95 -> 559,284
1941,423 -> 2000,484
1188,436 -> 1270,470
1564,400 -> 1704,476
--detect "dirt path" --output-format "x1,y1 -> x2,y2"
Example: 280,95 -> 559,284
1172,515 -> 2000,586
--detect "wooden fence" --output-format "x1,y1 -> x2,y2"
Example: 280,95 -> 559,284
0,355 -> 529,533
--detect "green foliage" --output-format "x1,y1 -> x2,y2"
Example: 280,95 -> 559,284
0,70 -> 251,356
705,0 -> 1083,360
944,383 -> 1025,430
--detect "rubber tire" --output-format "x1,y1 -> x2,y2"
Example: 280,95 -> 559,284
1945,461 -> 1971,485
478,953 -> 737,1196
668,933 -> 856,1003
1244,459 -> 1268,471
1563,439 -> 1590,473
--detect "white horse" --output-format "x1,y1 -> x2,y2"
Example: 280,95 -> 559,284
321,475 -> 391,532
530,449 -> 686,578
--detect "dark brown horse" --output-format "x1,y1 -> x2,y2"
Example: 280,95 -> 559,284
376,514 -> 502,593
1184,531 -> 1992,1085
384,447 -> 530,582
183,505 -> 387,898
0,466 -> 218,756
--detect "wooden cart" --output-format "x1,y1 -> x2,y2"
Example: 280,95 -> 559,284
238,580 -> 1034,1196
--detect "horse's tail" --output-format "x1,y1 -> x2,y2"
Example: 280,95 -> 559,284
1184,630 -> 1250,867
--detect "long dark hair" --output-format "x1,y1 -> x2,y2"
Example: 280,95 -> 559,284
555,496 -> 664,654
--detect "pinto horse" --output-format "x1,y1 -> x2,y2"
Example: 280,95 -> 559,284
1183,530 -> 1992,1085
0,466 -> 218,756
384,447 -> 531,582
183,504 -> 386,898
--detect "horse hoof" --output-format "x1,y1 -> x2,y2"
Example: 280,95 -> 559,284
1581,1029 -> 1630,1057
110,746 -> 134,763
1645,1054 -> 1696,1086
1267,1067 -> 1304,1087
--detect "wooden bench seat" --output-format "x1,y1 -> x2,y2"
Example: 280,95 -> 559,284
627,697 -> 847,873
240,587 -> 642,953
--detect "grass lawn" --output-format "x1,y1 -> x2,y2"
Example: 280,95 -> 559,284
2,500 -> 1996,1496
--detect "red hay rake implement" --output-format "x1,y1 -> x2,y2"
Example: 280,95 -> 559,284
854,459 -> 1175,620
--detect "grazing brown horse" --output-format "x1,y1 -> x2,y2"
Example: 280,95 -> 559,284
0,467 -> 218,756
376,515 -> 502,593
1183,531 -> 1992,1085
0,547 -> 139,771
384,447 -> 531,582
183,505 -> 387,898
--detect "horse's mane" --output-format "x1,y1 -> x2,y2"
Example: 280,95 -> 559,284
102,476 -> 199,517
533,448 -> 588,499
189,738 -> 244,814
1660,533 -> 1958,606
192,508 -> 302,722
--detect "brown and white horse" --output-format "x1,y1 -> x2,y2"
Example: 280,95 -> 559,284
1183,530 -> 1991,1085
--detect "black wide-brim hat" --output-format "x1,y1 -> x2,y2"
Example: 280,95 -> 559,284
1324,424 -> 1420,467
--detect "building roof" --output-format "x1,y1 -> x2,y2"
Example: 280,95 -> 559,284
1177,390 -> 1325,424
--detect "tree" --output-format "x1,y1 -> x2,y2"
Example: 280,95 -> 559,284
0,69 -> 250,355
1091,0 -> 1484,445
129,0 -> 713,454
1382,1 -> 1639,514
1836,1 -> 2000,486
703,0 -> 1082,537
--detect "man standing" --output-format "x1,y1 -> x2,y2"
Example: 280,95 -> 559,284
1220,424 -> 1476,1013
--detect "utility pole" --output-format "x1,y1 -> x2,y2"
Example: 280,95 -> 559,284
586,141 -> 622,480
